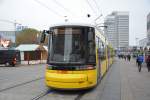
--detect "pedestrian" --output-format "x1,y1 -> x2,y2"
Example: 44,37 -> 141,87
124,55 -> 126,60
136,56 -> 138,65
127,54 -> 131,61
137,54 -> 144,72
146,54 -> 150,72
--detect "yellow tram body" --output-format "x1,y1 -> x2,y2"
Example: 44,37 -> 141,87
45,69 -> 97,89
42,23 -> 114,89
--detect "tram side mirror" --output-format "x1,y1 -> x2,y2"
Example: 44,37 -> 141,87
40,30 -> 47,43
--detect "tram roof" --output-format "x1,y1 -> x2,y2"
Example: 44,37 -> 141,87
49,23 -> 95,28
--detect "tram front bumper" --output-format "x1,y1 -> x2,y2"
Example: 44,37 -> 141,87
45,72 -> 96,89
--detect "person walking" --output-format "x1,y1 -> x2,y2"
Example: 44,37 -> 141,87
137,54 -> 144,72
136,55 -> 138,66
124,54 -> 127,60
127,54 -> 131,61
146,54 -> 150,72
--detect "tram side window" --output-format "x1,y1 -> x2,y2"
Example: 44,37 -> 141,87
96,36 -> 100,59
96,37 -> 99,48
104,46 -> 107,59
99,41 -> 105,60
111,48 -> 114,57
107,46 -> 110,58
87,28 -> 96,64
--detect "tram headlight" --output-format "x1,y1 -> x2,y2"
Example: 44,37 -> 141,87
86,65 -> 95,70
77,65 -> 95,70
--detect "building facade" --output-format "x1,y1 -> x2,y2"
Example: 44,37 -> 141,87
139,38 -> 147,47
104,11 -> 129,50
104,16 -> 117,48
147,13 -> 150,45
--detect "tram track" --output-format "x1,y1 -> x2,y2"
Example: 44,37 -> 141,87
28,63 -> 115,100
0,77 -> 44,92
74,91 -> 87,100
30,89 -> 53,100
30,90 -> 87,100
0,74 -> 89,100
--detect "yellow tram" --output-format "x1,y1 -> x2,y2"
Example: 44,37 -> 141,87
40,23 -> 114,89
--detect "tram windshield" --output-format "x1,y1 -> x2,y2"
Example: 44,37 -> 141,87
47,26 -> 95,65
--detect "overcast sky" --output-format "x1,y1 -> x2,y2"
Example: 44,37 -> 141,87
0,0 -> 150,46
